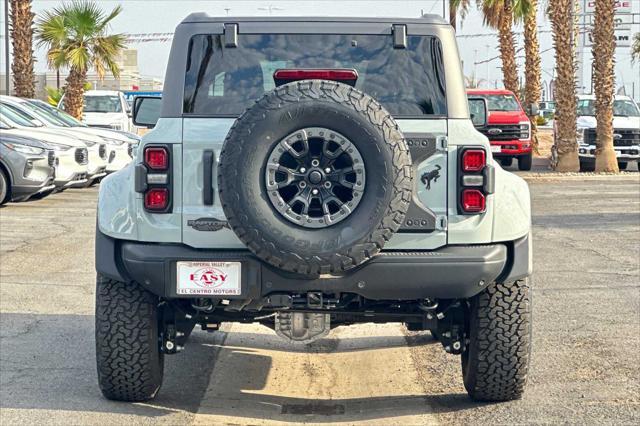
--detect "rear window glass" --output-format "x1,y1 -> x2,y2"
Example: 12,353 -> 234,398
469,94 -> 521,112
184,34 -> 447,117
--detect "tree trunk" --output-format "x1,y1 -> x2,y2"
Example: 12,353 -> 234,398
549,0 -> 579,172
64,68 -> 87,119
497,1 -> 519,95
524,0 -> 541,155
592,0 -> 618,172
449,2 -> 457,31
9,0 -> 35,98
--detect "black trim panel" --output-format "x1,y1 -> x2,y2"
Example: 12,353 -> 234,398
202,150 -> 214,205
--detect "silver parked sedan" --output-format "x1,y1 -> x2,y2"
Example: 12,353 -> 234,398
0,132 -> 56,204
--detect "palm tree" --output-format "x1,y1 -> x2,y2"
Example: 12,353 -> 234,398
9,0 -> 36,97
591,0 -> 618,172
36,1 -> 126,119
477,0 -> 519,95
464,75 -> 488,88
449,0 -> 471,31
548,0 -> 579,171
515,0 -> 540,154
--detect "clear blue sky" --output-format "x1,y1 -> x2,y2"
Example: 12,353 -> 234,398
1,0 -> 639,99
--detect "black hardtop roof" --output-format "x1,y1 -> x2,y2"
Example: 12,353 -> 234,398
180,13 -> 448,26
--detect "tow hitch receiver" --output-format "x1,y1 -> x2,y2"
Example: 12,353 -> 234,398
275,312 -> 331,342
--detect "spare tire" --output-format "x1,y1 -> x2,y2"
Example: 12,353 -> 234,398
218,80 -> 412,275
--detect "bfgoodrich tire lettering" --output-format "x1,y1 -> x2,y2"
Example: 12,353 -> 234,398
95,274 -> 164,401
462,278 -> 532,401
218,80 -> 413,275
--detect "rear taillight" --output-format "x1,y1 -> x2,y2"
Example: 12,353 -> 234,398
273,69 -> 358,86
461,189 -> 486,213
461,149 -> 486,172
145,147 -> 169,170
141,145 -> 171,212
145,188 -> 169,211
458,147 -> 491,214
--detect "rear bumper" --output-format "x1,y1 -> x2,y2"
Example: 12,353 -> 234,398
96,229 -> 531,301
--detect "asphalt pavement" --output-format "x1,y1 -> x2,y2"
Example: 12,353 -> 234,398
0,174 -> 638,425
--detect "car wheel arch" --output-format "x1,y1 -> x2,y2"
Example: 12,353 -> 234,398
0,160 -> 13,201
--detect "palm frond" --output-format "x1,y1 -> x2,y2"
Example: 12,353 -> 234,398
96,5 -> 123,33
66,45 -> 91,71
36,0 -> 126,76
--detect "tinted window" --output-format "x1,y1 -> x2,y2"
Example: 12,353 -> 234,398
184,34 -> 447,117
470,94 -> 521,112
19,102 -> 70,127
0,103 -> 42,127
29,100 -> 86,127
84,96 -> 122,113
577,99 -> 640,117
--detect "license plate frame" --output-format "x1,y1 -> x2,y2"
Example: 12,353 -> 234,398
176,261 -> 242,296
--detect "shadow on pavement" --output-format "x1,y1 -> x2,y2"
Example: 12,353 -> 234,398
0,312 -> 477,422
0,312 -> 223,418
205,328 -> 438,354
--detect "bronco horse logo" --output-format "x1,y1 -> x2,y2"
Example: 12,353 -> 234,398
420,165 -> 442,190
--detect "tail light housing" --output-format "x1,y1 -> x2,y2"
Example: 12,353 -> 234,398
458,147 -> 493,214
138,144 -> 172,212
144,147 -> 169,170
144,188 -> 169,211
461,189 -> 486,213
461,149 -> 486,172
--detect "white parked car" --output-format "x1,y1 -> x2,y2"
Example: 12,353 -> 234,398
0,118 -> 89,190
575,94 -> 640,171
3,96 -> 136,174
1,96 -> 108,184
60,90 -> 134,132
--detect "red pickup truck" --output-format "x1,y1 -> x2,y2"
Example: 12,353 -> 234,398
467,89 -> 532,171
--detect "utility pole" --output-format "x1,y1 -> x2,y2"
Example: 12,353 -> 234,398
4,0 -> 9,95
473,49 -> 478,84
486,44 -> 491,87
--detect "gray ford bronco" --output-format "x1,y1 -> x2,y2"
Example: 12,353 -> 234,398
95,14 -> 533,403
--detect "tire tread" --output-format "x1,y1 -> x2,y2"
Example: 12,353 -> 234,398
463,279 -> 532,401
95,275 -> 163,401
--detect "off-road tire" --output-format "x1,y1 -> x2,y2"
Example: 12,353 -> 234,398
518,153 -> 533,171
462,278 -> 532,401
95,275 -> 164,401
499,157 -> 513,168
218,80 -> 412,275
0,169 -> 8,205
579,160 -> 595,172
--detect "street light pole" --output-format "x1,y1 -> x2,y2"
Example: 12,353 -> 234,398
4,0 -> 9,95
486,44 -> 491,87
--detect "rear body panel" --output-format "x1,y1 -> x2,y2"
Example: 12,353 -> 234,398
97,17 -> 530,253
179,118 -> 449,250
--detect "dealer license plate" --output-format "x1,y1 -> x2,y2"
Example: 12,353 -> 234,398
490,145 -> 502,153
177,261 -> 241,296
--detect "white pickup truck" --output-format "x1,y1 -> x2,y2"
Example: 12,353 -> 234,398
576,94 -> 640,171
